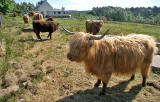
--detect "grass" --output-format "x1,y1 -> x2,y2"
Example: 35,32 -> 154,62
0,16 -> 26,75
32,74 -> 43,83
0,16 -> 160,101
56,19 -> 160,42
0,88 -> 25,102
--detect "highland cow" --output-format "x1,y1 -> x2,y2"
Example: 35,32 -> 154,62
46,17 -> 54,21
33,20 -> 59,40
63,26 -> 156,95
86,20 -> 104,35
31,11 -> 36,16
23,14 -> 29,24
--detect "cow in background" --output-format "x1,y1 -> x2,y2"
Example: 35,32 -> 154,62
86,20 -> 104,35
46,17 -> 54,21
23,14 -> 29,23
32,20 -> 59,40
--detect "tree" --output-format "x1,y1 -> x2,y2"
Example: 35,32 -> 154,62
14,2 -> 34,14
0,0 -> 15,14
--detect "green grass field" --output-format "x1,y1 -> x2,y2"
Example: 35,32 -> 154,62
56,19 -> 160,42
0,16 -> 160,102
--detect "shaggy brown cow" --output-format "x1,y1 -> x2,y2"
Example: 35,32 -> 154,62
31,11 -> 36,16
33,20 -> 59,40
63,26 -> 156,95
32,13 -> 43,20
86,20 -> 104,35
23,14 -> 29,23
46,17 -> 54,21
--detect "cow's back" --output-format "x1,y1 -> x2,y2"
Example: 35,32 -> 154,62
33,20 -> 58,32
107,34 -> 156,75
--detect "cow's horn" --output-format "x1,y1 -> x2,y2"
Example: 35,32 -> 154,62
62,26 -> 75,34
89,28 -> 111,40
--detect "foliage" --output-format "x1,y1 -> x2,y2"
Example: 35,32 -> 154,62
88,6 -> 160,24
0,0 -> 15,14
14,2 -> 34,14
13,11 -> 18,17
0,0 -> 34,15
71,12 -> 98,20
0,12 -> 3,15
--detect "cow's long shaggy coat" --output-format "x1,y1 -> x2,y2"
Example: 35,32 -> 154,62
86,20 -> 104,35
32,20 -> 59,40
67,32 -> 156,95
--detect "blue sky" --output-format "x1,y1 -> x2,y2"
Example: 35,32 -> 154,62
14,0 -> 160,11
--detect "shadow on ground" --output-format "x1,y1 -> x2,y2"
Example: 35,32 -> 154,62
22,28 -> 33,32
152,66 -> 160,75
56,80 -> 142,102
18,38 -> 49,43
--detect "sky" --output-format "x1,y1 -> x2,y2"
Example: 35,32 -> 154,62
14,0 -> 160,11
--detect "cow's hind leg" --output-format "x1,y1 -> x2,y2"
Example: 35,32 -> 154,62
129,74 -> 135,81
99,73 -> 112,96
47,33 -> 50,38
141,63 -> 152,87
94,79 -> 101,88
47,32 -> 52,39
36,31 -> 42,40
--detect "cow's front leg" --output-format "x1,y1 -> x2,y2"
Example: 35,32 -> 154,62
99,81 -> 106,96
36,31 -> 42,40
99,73 -> 112,96
94,79 -> 101,88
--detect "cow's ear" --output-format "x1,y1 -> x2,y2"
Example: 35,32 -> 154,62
86,36 -> 90,40
86,36 -> 93,47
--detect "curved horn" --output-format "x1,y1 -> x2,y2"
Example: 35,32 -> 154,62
89,28 -> 111,40
62,26 -> 75,34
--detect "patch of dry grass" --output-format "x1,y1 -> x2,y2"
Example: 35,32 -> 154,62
0,16 -> 160,102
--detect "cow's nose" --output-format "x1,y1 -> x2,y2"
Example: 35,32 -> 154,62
67,53 -> 72,60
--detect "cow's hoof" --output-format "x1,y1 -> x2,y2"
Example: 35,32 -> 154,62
142,83 -> 146,87
94,84 -> 100,88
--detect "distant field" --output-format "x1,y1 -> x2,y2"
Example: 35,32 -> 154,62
0,16 -> 160,102
55,19 -> 160,42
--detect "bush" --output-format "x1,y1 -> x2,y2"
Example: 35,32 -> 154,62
13,12 -> 18,17
0,12 -> 3,15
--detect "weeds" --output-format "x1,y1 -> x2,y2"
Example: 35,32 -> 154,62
32,74 -> 43,83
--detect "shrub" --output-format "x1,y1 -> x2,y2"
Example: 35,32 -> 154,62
0,12 -> 3,15
13,12 -> 18,17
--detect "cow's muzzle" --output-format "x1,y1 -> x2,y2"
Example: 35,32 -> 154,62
67,53 -> 74,61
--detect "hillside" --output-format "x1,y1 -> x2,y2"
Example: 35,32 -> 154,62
0,16 -> 160,102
